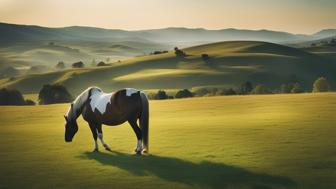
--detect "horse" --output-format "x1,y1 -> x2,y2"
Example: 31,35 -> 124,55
64,87 -> 149,154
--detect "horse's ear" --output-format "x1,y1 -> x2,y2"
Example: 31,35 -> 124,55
71,103 -> 73,107
64,115 -> 68,122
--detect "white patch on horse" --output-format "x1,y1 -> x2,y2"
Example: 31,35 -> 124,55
98,132 -> 110,149
126,88 -> 138,96
67,87 -> 99,120
90,90 -> 113,114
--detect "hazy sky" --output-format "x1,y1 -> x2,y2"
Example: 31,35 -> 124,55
0,0 -> 335,34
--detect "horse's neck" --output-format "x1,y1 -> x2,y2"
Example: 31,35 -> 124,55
67,89 -> 91,120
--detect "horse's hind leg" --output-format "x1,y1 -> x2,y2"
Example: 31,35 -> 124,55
88,122 -> 99,152
96,124 -> 111,151
128,119 -> 142,155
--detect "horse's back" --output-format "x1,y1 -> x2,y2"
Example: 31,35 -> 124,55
82,88 -> 142,125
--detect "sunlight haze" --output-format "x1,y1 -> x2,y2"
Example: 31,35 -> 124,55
0,0 -> 335,34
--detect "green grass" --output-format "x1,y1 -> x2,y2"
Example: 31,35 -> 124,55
0,93 -> 336,189
2,41 -> 336,95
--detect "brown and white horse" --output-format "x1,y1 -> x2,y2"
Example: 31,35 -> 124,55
64,87 -> 149,154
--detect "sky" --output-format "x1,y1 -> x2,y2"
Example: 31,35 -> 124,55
0,0 -> 335,34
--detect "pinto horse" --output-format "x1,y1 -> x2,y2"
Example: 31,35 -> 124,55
64,87 -> 149,154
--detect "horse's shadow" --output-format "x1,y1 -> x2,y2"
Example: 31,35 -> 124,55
79,151 -> 297,189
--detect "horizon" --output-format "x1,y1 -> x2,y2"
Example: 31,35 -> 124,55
1,0 -> 336,35
1,21 -> 335,35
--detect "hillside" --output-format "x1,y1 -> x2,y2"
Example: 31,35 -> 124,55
1,93 -> 336,189
1,41 -> 335,95
1,22 -> 335,45
2,22 -> 335,74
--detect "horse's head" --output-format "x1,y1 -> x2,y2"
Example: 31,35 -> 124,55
64,115 -> 78,142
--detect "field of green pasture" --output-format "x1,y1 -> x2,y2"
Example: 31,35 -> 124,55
0,93 -> 336,189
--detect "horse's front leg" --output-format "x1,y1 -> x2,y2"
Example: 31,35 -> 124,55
89,122 -> 99,152
128,119 -> 142,155
96,124 -> 111,151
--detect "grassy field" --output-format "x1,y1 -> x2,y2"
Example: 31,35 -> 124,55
0,93 -> 336,189
2,41 -> 336,95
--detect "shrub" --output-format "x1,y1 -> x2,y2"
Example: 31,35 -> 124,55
252,84 -> 269,94
224,88 -> 237,96
38,84 -> 72,104
25,99 -> 36,105
193,88 -> 210,97
312,77 -> 330,92
154,90 -> 168,100
201,54 -> 210,61
174,47 -> 186,57
240,81 -> 253,94
72,61 -> 84,68
97,61 -> 108,66
175,89 -> 193,98
0,88 -> 25,105
152,51 -> 168,55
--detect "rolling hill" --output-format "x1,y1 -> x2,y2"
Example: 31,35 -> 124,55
1,22 -> 335,45
1,22 -> 335,74
1,41 -> 335,95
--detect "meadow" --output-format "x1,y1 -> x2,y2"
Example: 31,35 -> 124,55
0,93 -> 335,189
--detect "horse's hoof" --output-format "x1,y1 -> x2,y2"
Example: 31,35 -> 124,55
93,149 -> 99,153
105,147 -> 112,152
134,150 -> 142,155
142,149 -> 148,154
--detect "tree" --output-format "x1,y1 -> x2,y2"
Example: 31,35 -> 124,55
38,84 -> 72,104
174,47 -> 186,57
291,83 -> 303,93
331,38 -> 336,45
175,89 -> 193,98
313,77 -> 330,92
25,99 -> 36,105
224,88 -> 237,96
0,88 -> 25,105
97,61 -> 108,66
252,84 -> 269,94
72,61 -> 84,68
193,88 -> 210,97
240,81 -> 253,94
201,54 -> 210,61
55,61 -> 65,69
155,90 -> 168,100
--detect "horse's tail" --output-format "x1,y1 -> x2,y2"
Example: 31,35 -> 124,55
140,91 -> 149,153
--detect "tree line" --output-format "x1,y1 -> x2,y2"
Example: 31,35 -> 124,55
0,76 -> 332,105
148,76 -> 332,100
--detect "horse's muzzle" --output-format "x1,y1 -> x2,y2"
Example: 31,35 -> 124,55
65,137 -> 72,142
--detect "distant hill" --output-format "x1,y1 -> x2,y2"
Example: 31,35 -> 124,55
1,41 -> 335,95
2,22 -> 336,72
1,22 -> 335,45
313,29 -> 336,39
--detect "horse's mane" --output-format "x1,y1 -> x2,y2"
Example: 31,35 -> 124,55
66,87 -> 102,120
